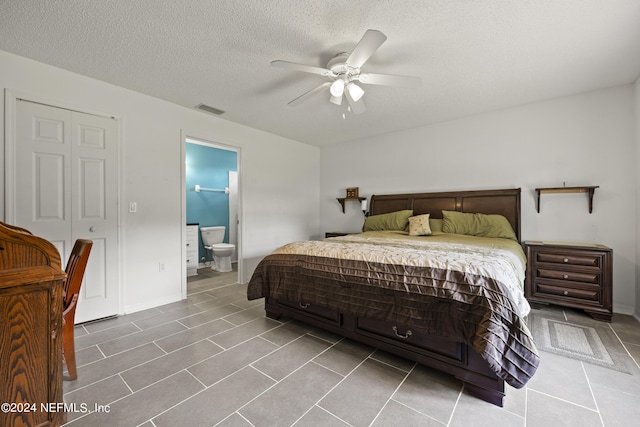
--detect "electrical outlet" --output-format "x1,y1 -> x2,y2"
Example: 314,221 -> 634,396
159,262 -> 165,272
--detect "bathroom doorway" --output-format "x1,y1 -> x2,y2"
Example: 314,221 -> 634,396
181,135 -> 241,296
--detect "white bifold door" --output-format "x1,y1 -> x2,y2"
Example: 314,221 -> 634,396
13,99 -> 119,323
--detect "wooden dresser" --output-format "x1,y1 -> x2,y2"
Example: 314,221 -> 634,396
1,222 -> 67,427
524,241 -> 612,321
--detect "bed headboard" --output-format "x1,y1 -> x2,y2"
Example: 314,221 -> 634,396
368,188 -> 522,241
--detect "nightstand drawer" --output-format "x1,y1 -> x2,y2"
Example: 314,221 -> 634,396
535,268 -> 600,284
535,252 -> 601,268
532,281 -> 601,302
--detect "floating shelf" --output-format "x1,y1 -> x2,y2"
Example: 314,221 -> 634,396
336,197 -> 366,213
535,186 -> 599,213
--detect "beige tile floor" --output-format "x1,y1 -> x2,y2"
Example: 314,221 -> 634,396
62,267 -> 640,426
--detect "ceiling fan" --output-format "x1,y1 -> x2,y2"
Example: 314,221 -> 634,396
271,29 -> 421,115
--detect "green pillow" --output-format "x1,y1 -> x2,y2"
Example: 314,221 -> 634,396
362,210 -> 413,232
429,218 -> 443,233
441,210 -> 517,241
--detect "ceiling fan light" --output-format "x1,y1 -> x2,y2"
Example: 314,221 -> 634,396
329,94 -> 342,105
330,79 -> 345,97
347,83 -> 365,102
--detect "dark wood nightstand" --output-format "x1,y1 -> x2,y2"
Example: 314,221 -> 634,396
325,232 -> 351,238
524,241 -> 613,321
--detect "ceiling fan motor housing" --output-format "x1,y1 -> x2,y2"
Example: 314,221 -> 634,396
327,52 -> 358,80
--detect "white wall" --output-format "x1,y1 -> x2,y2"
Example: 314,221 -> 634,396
635,77 -> 640,319
0,50 -> 320,314
321,85 -> 636,315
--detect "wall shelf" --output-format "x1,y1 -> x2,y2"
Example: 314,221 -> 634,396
535,186 -> 599,213
337,197 -> 366,213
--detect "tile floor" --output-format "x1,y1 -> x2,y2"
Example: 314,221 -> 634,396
62,267 -> 640,426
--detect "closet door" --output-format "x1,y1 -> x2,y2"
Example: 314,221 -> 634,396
14,99 -> 120,323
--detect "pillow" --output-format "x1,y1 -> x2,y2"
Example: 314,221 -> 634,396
429,218 -> 443,233
362,210 -> 413,232
408,214 -> 432,236
441,210 -> 517,241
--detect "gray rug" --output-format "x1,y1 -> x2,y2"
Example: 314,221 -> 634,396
529,314 -> 632,374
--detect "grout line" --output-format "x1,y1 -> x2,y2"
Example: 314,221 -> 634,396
370,363 -> 415,425
310,360 -> 347,378
524,383 -> 528,427
445,384 -> 464,426
607,323 -> 640,370
580,361 -> 605,426
228,337 -> 354,423
526,388 -> 600,413
368,352 -> 414,373
184,367 -> 208,388
118,372 -> 135,394
300,345 -> 377,424
95,344 -> 107,360
389,397 -> 444,425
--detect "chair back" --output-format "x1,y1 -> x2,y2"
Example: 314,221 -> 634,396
64,239 -> 93,310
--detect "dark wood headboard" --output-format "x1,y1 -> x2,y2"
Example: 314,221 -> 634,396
368,188 -> 522,240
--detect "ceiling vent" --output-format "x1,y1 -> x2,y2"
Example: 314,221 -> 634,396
195,103 -> 225,115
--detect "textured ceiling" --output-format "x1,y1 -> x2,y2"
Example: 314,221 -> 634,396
1,0 -> 639,146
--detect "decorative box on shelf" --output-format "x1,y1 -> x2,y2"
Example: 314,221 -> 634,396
524,241 -> 612,321
336,187 -> 366,213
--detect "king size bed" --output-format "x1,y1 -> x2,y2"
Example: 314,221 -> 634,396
247,188 -> 539,406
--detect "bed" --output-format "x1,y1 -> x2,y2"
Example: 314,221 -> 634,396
247,188 -> 539,406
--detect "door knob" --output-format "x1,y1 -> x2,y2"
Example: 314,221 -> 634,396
89,226 -> 96,232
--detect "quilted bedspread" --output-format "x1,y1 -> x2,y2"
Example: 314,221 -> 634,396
247,230 -> 540,388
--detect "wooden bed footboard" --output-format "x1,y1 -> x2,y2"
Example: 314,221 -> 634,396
264,297 -> 506,406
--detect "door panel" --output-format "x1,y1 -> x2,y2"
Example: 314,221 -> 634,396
82,237 -> 106,300
34,153 -> 66,220
71,110 -> 119,322
15,99 -> 119,323
16,102 -> 71,246
78,158 -> 105,219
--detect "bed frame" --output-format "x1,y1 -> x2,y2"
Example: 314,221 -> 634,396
264,188 -> 522,406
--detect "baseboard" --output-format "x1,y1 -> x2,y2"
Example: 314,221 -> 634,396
123,293 -> 183,315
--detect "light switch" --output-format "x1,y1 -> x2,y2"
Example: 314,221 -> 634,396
129,202 -> 137,213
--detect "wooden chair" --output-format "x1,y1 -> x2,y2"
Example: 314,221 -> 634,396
62,239 -> 93,381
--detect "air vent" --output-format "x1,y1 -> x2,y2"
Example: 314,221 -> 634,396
195,103 -> 225,115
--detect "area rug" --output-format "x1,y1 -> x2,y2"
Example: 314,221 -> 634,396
528,313 -> 632,374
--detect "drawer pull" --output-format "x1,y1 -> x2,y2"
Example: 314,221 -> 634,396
563,274 -> 569,279
563,290 -> 569,296
392,326 -> 412,339
563,258 -> 569,263
299,302 -> 310,309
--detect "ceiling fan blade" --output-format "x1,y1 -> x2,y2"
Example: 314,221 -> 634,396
358,73 -> 422,88
345,90 -> 366,115
346,30 -> 387,68
271,60 -> 333,76
288,82 -> 331,106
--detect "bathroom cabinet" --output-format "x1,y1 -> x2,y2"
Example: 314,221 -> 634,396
186,224 -> 199,276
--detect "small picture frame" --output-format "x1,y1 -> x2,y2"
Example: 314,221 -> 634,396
345,187 -> 359,199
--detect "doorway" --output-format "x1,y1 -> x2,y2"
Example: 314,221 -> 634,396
181,135 -> 241,296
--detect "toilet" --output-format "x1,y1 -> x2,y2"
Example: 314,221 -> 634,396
200,226 -> 235,272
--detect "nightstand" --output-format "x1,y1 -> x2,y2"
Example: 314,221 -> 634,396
524,241 -> 613,321
325,232 -> 351,238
